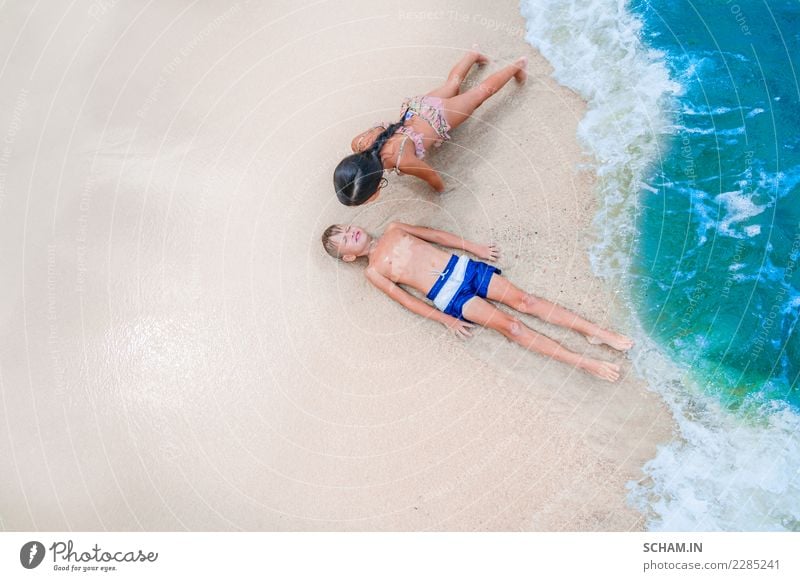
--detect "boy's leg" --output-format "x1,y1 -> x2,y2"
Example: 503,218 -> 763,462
461,296 -> 621,382
484,275 -> 634,351
426,46 -> 489,99
440,57 -> 527,129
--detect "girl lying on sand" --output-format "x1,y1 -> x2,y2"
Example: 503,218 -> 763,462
321,221 -> 633,382
334,47 -> 528,206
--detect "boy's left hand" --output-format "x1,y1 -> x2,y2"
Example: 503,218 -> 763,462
473,243 -> 500,262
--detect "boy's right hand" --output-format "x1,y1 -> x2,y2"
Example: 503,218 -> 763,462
473,242 -> 500,262
444,318 -> 475,339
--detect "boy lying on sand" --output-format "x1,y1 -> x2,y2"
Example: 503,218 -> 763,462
321,222 -> 633,382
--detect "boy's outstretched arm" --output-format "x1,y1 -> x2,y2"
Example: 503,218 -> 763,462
365,267 -> 474,338
388,222 -> 500,261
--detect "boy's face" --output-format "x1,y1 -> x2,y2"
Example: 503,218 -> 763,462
331,224 -> 369,262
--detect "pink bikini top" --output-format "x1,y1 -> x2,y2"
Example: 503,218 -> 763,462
373,96 -> 451,172
373,122 -> 425,159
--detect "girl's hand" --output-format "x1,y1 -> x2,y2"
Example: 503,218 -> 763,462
444,318 -> 475,339
473,243 -> 500,262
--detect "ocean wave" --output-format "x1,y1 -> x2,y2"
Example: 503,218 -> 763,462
520,0 -> 678,274
628,349 -> 800,531
521,0 -> 800,531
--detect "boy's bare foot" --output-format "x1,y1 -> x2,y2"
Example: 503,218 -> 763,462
472,44 -> 489,65
587,331 -> 634,352
581,359 -> 621,383
513,56 -> 528,83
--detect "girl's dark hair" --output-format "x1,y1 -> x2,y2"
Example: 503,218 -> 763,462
334,112 -> 407,206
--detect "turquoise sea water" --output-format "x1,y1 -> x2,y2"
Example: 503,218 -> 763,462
522,0 -> 800,530
632,0 -> 800,409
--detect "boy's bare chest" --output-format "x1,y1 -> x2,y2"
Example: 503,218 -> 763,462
372,248 -> 412,283
372,239 -> 450,287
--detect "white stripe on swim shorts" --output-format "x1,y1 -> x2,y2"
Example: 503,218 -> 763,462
433,255 -> 470,312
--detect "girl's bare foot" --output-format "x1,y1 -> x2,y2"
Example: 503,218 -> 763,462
587,331 -> 634,352
581,359 -> 621,383
472,44 -> 489,65
513,56 -> 528,83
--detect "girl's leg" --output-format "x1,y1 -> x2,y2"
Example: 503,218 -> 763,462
461,296 -> 621,382
484,275 -> 634,351
441,57 -> 528,129
426,46 -> 489,99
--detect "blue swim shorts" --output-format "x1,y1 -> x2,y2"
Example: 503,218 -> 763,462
426,254 -> 501,322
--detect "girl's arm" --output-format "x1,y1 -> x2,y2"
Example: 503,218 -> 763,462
398,157 -> 445,192
386,223 -> 500,262
365,267 -> 474,337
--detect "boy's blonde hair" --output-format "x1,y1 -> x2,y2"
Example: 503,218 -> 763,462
321,224 -> 344,259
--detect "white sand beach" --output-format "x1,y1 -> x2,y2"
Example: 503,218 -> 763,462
0,0 -> 673,530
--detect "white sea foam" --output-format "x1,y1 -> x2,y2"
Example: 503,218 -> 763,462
521,0 -> 800,531
715,190 -> 769,238
520,0 -> 678,275
758,165 -> 800,198
744,224 -> 762,237
627,350 -> 800,530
